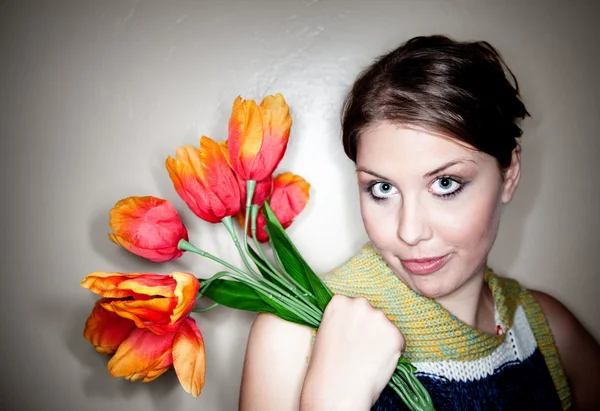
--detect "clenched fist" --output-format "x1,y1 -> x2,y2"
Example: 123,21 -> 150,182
300,295 -> 405,410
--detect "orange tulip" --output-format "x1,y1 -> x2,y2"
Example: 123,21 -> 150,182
84,302 -> 205,397
84,298 -> 136,355
108,196 -> 188,263
228,94 -> 292,181
81,271 -> 200,335
219,139 -> 273,206
166,136 -> 241,223
237,172 -> 310,242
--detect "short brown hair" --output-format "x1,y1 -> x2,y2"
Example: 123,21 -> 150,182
341,35 -> 530,170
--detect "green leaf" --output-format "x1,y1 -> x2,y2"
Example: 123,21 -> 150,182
246,244 -> 275,282
262,202 -> 333,311
305,266 -> 333,312
261,204 -> 311,292
202,279 -> 276,313
201,278 -> 312,327
255,290 -> 311,327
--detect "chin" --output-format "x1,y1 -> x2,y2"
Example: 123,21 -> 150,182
401,274 -> 451,299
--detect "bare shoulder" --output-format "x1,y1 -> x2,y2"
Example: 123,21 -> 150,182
529,289 -> 600,410
239,312 -> 314,411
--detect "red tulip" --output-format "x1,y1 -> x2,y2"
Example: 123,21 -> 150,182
227,94 -> 292,181
81,271 -> 200,335
237,172 -> 310,242
166,136 -> 241,223
108,196 -> 188,263
83,300 -> 205,397
219,139 -> 273,206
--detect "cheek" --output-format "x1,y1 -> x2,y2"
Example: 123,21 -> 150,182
359,196 -> 398,247
435,189 -> 501,250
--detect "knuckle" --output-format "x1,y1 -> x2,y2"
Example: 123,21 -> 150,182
333,294 -> 350,303
328,294 -> 346,307
353,296 -> 372,308
324,294 -> 349,315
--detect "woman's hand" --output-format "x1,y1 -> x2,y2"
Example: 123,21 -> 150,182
300,295 -> 405,411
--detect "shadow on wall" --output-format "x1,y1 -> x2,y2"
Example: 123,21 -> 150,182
62,299 -> 183,411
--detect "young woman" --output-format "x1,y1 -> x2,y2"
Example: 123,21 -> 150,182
238,35 -> 600,410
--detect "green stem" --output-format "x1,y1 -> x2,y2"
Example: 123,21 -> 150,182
395,364 -> 433,409
249,204 -> 321,313
241,182 -> 288,285
237,181 -> 322,322
240,181 -> 319,312
241,182 -> 279,279
220,218 -> 320,324
191,302 -> 220,313
180,240 -> 320,327
199,270 -> 320,328
197,271 -> 236,292
388,362 -> 434,411
179,239 -> 251,278
221,216 -> 262,281
390,375 -> 423,411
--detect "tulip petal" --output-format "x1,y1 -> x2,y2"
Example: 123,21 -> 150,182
253,94 -> 292,180
269,172 -> 310,228
82,272 -> 200,334
108,234 -> 183,263
84,298 -> 135,355
175,145 -> 207,186
228,96 -> 264,180
101,297 -> 177,330
199,136 -> 241,216
218,139 -> 232,168
171,272 -> 201,325
108,327 -> 175,383
166,154 -> 211,221
81,272 -> 177,300
172,317 -> 206,398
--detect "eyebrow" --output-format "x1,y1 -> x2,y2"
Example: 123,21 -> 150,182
422,159 -> 476,179
356,159 -> 476,181
355,167 -> 389,180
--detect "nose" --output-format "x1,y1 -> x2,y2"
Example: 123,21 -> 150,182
396,196 -> 432,246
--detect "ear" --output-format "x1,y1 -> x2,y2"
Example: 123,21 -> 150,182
501,144 -> 521,204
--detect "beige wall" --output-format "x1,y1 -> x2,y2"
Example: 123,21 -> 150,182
2,0 -> 598,410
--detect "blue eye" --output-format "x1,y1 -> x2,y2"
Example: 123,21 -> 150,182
431,177 -> 463,197
370,182 -> 398,199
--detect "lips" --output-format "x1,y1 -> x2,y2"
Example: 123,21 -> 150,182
400,254 -> 452,275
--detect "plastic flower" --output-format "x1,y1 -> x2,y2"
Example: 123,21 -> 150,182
237,172 -> 310,242
239,177 -> 273,207
83,298 -> 205,397
80,271 -> 200,335
227,93 -> 292,182
219,139 -> 273,206
108,196 -> 189,263
166,136 -> 241,223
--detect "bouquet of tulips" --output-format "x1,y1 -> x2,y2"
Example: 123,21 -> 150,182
80,94 -> 434,411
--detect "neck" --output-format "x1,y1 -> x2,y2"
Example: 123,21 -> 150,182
434,265 -> 495,333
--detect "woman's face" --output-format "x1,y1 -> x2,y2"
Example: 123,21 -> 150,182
356,122 -> 520,300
